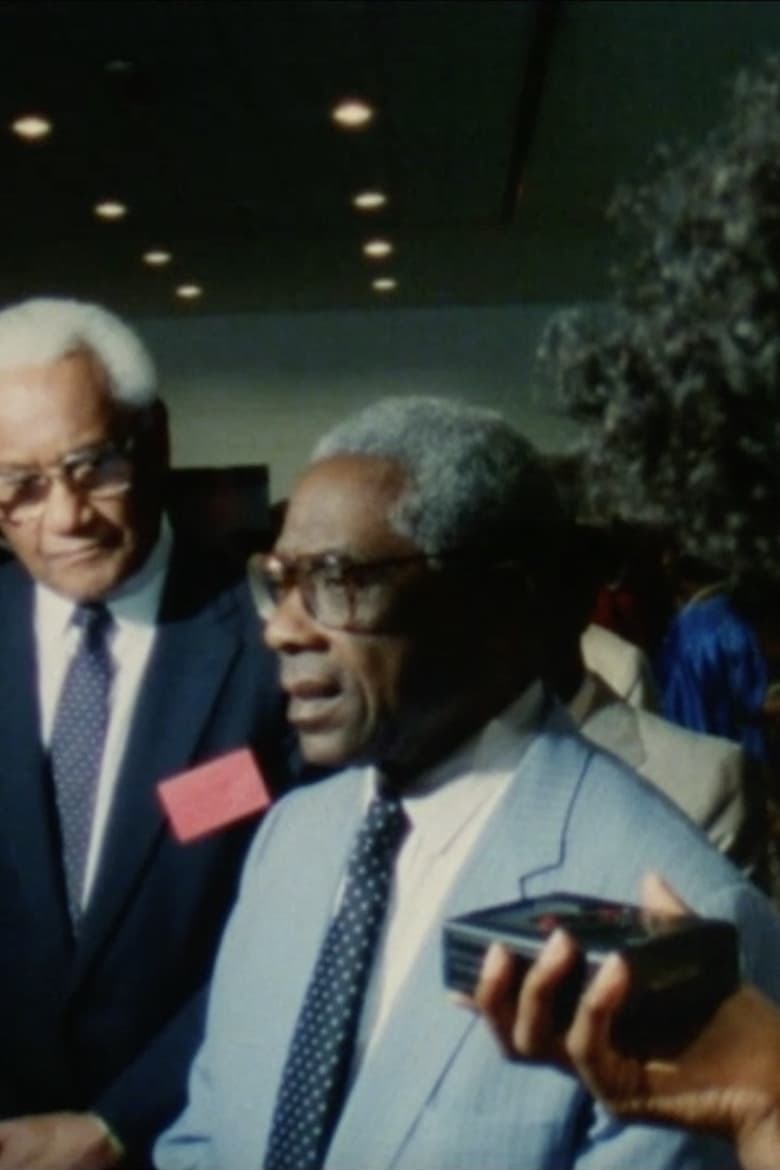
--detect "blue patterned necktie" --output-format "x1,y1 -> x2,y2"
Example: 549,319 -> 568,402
50,603 -> 114,929
264,791 -> 409,1170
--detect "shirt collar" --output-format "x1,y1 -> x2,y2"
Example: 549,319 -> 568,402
367,680 -> 546,859
35,517 -> 173,638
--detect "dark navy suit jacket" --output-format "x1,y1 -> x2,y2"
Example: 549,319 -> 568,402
0,541 -> 291,1165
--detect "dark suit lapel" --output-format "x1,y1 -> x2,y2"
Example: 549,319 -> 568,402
0,565 -> 73,950
328,703 -> 589,1169
73,549 -> 246,977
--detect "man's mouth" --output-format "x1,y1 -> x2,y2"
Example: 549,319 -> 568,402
284,680 -> 342,727
46,543 -> 106,565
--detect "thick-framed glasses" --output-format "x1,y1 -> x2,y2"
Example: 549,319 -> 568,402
251,550 -> 461,632
0,437 -> 136,524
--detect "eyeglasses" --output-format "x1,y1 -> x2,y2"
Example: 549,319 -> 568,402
251,550 -> 459,632
0,438 -> 136,523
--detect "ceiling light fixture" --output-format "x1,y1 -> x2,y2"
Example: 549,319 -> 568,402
372,277 -> 398,293
362,238 -> 394,259
94,200 -> 128,220
352,190 -> 387,211
143,250 -> 172,267
175,283 -> 203,300
331,99 -> 374,129
105,59 -> 135,75
10,114 -> 52,141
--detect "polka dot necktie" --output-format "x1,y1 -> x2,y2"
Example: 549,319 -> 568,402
49,603 -> 114,930
264,791 -> 409,1170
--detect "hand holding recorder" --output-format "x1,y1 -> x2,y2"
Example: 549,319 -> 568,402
465,874 -> 780,1170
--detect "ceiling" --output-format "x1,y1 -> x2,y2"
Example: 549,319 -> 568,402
1,0 -> 780,318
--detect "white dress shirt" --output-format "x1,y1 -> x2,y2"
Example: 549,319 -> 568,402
35,522 -> 172,905
353,680 -> 545,1071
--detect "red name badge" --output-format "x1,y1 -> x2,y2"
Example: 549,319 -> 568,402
157,748 -> 271,842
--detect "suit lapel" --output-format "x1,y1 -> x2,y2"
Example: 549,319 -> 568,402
327,703 -> 591,1169
73,549 -> 245,977
0,565 -> 73,950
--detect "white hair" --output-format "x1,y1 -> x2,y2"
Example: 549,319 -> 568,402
0,297 -> 157,406
311,396 -> 566,572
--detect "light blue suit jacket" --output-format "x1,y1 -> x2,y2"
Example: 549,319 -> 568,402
156,702 -> 780,1170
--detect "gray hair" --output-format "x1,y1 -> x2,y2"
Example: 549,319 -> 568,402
0,297 -> 157,407
311,396 -> 566,565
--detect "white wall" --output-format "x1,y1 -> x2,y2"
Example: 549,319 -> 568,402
139,301 -> 582,502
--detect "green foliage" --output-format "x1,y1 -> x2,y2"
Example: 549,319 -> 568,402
539,56 -> 780,582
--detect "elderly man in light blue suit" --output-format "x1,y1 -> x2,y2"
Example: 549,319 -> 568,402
156,397 -> 780,1170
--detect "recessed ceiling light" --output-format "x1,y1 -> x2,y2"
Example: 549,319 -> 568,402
362,239 -> 394,259
331,99 -> 375,129
176,283 -> 203,300
10,114 -> 52,141
372,277 -> 398,293
94,200 -> 128,221
352,190 -> 387,211
105,59 -> 135,75
143,250 -> 172,267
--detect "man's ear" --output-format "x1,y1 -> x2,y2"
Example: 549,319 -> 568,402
485,567 -> 549,669
144,399 -> 171,468
128,399 -> 170,507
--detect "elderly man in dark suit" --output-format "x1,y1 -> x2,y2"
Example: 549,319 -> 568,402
0,297 -> 292,1169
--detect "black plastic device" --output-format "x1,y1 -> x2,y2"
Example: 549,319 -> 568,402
443,892 -> 739,1054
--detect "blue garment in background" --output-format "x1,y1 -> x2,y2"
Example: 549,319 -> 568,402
659,593 -> 768,760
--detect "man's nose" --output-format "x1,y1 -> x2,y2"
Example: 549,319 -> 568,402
40,476 -> 91,531
263,586 -> 328,653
